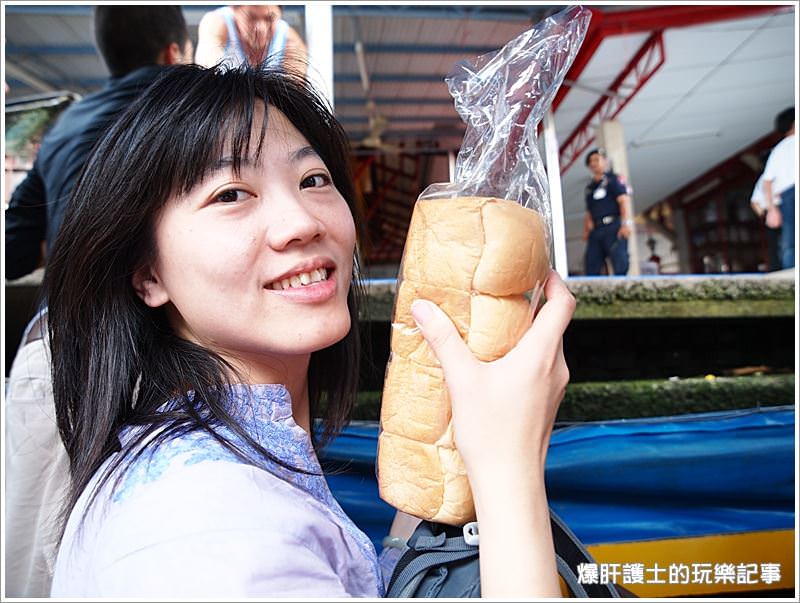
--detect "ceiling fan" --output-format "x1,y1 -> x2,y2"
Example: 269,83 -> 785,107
353,30 -> 402,155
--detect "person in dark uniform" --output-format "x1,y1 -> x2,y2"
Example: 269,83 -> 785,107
582,147 -> 633,275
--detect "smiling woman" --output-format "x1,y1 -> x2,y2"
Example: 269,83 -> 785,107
45,66 -> 370,596
43,64 -> 575,598
138,107 -> 356,384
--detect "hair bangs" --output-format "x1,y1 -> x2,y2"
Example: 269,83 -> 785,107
134,65 -> 353,211
158,68 -> 271,200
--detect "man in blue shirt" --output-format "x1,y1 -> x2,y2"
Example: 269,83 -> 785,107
5,6 -> 192,280
582,147 -> 633,276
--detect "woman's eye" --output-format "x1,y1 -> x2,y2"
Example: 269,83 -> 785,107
213,189 -> 251,204
300,173 -> 332,189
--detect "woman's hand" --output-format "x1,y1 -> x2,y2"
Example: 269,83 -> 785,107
410,269 -> 574,483
409,269 -> 575,597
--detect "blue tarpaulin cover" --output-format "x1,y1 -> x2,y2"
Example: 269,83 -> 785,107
318,406 -> 795,550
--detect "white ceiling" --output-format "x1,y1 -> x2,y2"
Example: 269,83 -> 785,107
559,11 -> 795,213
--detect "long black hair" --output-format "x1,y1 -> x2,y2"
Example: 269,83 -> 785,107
45,64 -> 363,531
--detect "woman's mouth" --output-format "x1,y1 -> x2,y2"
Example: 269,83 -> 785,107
269,267 -> 329,291
265,267 -> 337,303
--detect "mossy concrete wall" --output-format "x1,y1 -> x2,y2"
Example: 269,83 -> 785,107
351,374 -> 794,422
361,273 -> 795,321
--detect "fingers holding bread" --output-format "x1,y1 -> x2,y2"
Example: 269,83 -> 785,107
510,269 -> 576,363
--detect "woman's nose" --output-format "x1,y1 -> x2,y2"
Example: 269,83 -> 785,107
265,194 -> 326,250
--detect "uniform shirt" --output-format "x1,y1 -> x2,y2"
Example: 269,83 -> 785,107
585,171 -> 629,223
5,66 -> 166,280
51,384 -> 384,597
762,134 -> 796,196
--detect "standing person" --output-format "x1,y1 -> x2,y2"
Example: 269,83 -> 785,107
762,107 -> 795,269
750,172 -> 782,272
195,4 -> 307,72
3,7 -> 192,598
582,147 -> 634,276
46,65 -> 574,597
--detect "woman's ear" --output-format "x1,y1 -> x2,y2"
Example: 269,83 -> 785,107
132,266 -> 170,308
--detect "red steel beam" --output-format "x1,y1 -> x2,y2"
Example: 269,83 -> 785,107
552,4 -> 786,112
559,31 -> 665,173
600,4 -> 789,36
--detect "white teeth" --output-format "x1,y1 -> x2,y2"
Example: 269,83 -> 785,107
271,268 -> 330,290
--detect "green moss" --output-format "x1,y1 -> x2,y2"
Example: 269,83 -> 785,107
573,299 -> 793,319
361,276 -> 795,321
350,374 -> 794,422
555,374 -> 794,421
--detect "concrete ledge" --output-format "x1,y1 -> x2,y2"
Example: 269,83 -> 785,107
8,269 -> 795,321
350,374 -> 795,422
361,273 -> 795,321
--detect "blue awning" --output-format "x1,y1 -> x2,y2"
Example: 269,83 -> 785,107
319,406 -> 795,549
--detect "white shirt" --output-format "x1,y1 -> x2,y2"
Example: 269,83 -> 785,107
762,134 -> 796,195
5,330 -> 69,598
751,174 -> 780,209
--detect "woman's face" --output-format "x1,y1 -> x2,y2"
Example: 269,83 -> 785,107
135,107 -> 356,374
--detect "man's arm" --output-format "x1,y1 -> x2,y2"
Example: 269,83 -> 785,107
582,212 -> 594,241
762,178 -> 782,229
5,167 -> 47,280
616,193 -> 633,239
195,11 -> 228,67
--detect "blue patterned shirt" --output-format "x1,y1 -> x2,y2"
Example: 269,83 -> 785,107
51,384 -> 384,597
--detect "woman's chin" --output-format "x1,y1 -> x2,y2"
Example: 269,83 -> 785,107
276,314 -> 352,355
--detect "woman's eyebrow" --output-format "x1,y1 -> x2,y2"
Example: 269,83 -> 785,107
209,156 -> 255,173
290,145 -> 321,163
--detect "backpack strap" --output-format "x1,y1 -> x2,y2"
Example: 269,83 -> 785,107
386,511 -> 629,598
550,509 -> 622,598
387,547 -> 479,598
556,554 -> 590,597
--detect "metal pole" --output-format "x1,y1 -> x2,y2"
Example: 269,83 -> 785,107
597,119 -> 640,275
304,2 -> 334,109
5,61 -> 56,93
447,150 -> 456,182
543,109 -> 569,278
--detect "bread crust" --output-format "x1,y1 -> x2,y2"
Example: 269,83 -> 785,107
378,196 -> 550,525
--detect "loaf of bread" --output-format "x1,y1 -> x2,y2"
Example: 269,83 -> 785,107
378,196 -> 550,525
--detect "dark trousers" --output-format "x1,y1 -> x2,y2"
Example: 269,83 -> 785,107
766,224 -> 782,272
585,222 -> 629,276
780,185 -> 794,269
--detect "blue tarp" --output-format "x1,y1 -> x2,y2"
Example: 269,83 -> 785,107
319,406 -> 795,550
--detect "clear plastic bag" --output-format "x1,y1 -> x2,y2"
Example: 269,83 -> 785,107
378,6 -> 591,526
421,5 -> 592,247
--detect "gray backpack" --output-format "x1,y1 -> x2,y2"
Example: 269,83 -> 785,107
386,509 -> 631,598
